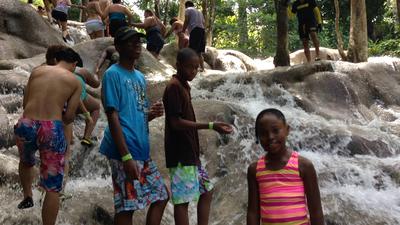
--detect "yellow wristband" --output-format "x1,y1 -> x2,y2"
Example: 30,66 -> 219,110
121,153 -> 133,162
208,122 -> 214,130
83,112 -> 90,118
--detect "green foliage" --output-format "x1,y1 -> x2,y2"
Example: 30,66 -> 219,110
20,0 -> 44,7
369,39 -> 400,57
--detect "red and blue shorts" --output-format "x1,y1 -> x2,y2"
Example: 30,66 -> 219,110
14,118 -> 67,192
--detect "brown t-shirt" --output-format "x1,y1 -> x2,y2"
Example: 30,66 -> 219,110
163,75 -> 200,168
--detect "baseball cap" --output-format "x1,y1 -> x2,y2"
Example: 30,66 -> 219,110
114,26 -> 146,46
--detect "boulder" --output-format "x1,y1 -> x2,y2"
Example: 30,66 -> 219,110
290,47 -> 343,65
0,153 -> 19,185
0,0 -> 64,60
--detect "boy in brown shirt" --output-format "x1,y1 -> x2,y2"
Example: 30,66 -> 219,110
163,48 -> 233,225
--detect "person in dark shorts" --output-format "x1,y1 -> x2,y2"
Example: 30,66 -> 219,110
15,47 -> 81,225
102,0 -> 134,37
51,0 -> 85,42
182,1 -> 206,71
100,27 -> 168,225
132,9 -> 166,59
163,48 -> 233,225
291,0 -> 323,62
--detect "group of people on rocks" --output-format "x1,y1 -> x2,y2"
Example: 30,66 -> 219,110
15,0 -> 326,225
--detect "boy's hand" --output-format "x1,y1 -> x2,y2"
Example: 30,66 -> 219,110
213,122 -> 233,134
123,160 -> 140,180
86,116 -> 94,124
148,102 -> 164,119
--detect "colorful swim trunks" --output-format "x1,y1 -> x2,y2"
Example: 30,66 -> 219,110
109,159 -> 169,213
14,118 -> 67,192
169,163 -> 213,205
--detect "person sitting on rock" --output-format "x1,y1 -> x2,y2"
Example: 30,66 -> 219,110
164,17 -> 189,50
84,0 -> 105,39
15,47 -> 81,225
100,27 -> 169,225
162,48 -> 233,225
182,1 -> 206,71
102,0 -> 135,37
290,0 -> 323,62
51,0 -> 85,42
132,9 -> 166,59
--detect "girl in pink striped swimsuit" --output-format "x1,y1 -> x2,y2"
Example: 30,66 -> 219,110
247,108 -> 324,225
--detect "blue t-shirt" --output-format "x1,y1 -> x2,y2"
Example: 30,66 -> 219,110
99,64 -> 150,161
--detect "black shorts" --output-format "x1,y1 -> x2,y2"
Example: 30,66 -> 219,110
298,22 -> 317,40
189,27 -> 206,54
109,19 -> 128,37
146,30 -> 165,54
52,10 -> 68,22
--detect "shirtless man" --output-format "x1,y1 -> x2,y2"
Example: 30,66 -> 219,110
99,0 -> 111,36
164,17 -> 189,49
15,47 -> 82,225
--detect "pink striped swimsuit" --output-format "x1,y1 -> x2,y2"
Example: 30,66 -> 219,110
256,151 -> 310,225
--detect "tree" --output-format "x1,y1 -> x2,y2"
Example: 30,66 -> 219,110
347,0 -> 368,62
273,0 -> 290,67
334,0 -> 347,60
397,0 -> 400,24
178,0 -> 185,21
238,0 -> 248,48
155,0 -> 161,18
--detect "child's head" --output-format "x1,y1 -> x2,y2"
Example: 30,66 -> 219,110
255,108 -> 289,154
185,1 -> 194,8
176,48 -> 199,81
144,9 -> 153,18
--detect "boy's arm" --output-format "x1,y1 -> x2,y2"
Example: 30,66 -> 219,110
63,80 -> 81,124
96,49 -> 109,73
182,10 -> 190,33
132,17 -> 151,29
299,156 -> 324,225
247,162 -> 260,225
106,110 -> 139,179
78,68 -> 100,88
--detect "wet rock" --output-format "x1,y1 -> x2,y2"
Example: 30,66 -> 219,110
290,47 -> 343,65
347,135 -> 393,157
0,153 -> 19,185
0,0 -> 64,60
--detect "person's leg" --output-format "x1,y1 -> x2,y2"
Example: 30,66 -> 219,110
61,21 -> 68,38
302,39 -> 311,63
146,198 -> 168,225
310,31 -> 320,60
174,203 -> 190,225
114,211 -> 134,225
94,30 -> 104,39
42,191 -> 60,225
19,162 -> 34,199
197,191 -> 213,225
82,95 -> 100,141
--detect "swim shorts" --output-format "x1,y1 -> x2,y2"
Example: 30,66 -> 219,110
14,118 -> 67,192
109,159 -> 168,213
85,19 -> 104,34
189,27 -> 206,54
298,22 -> 317,40
169,163 -> 213,205
52,10 -> 68,22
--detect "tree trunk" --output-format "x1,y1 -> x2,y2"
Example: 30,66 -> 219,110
202,0 -> 208,45
178,0 -> 186,21
154,0 -> 161,18
163,0 -> 170,25
334,0 -> 347,60
80,0 -> 88,22
397,0 -> 400,24
347,0 -> 368,62
238,0 -> 248,49
206,0 -> 216,45
273,0 -> 290,67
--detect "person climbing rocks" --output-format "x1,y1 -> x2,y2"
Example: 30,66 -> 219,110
51,0 -> 85,43
100,27 -> 169,225
84,0 -> 105,39
182,1 -> 206,71
290,0 -> 323,63
15,47 -> 81,225
164,17 -> 189,49
132,9 -> 166,59
102,0 -> 135,37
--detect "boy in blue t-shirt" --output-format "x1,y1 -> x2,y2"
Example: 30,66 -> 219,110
100,27 -> 168,225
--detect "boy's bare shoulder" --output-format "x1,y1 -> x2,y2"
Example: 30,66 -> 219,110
247,161 -> 258,176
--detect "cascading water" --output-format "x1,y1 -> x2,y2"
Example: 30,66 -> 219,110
1,58 -> 400,225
